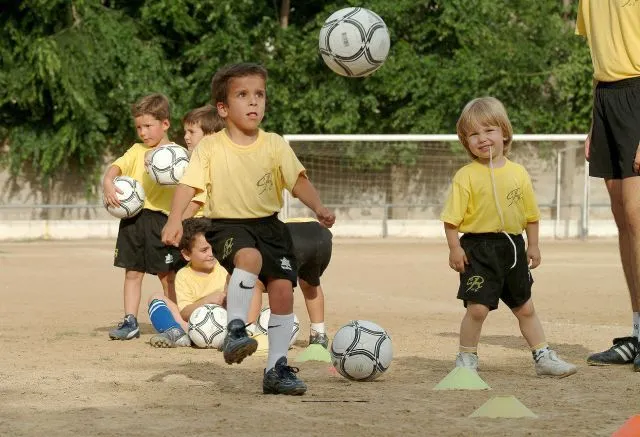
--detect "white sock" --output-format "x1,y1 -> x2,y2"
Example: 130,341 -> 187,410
226,268 -> 257,323
266,313 -> 294,371
246,323 -> 258,336
634,312 -> 640,339
310,322 -> 326,334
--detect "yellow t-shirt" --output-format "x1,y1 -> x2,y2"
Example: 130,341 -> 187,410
175,262 -> 228,311
179,129 -> 306,218
111,143 -> 176,215
440,159 -> 540,235
576,0 -> 640,82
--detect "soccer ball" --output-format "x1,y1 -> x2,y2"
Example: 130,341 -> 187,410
144,143 -> 189,185
256,307 -> 300,348
188,304 -> 228,349
319,7 -> 390,77
104,176 -> 145,219
330,320 -> 393,381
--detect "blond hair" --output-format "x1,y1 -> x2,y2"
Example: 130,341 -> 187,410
456,97 -> 513,159
131,93 -> 170,121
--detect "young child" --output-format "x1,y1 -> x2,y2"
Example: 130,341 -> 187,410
183,104 -> 224,155
103,93 -> 181,340
147,218 -> 228,348
162,62 -> 335,395
441,96 -> 577,378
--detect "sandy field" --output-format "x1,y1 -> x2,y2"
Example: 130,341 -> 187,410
1,238 -> 639,437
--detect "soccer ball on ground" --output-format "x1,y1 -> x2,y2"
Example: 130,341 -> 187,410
104,176 -> 145,219
144,143 -> 189,185
319,7 -> 390,77
256,307 -> 300,348
188,304 -> 228,349
330,320 -> 393,381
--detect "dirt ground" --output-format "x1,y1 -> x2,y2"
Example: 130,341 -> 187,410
1,238 -> 639,437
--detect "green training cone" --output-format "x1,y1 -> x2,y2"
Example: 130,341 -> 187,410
295,344 -> 332,363
469,395 -> 537,418
433,367 -> 491,391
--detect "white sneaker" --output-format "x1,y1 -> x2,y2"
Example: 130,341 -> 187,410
535,350 -> 577,378
455,352 -> 479,371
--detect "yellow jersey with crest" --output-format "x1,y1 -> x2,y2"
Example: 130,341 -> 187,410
111,143 -> 176,215
440,159 -> 540,235
175,262 -> 228,311
180,129 -> 306,219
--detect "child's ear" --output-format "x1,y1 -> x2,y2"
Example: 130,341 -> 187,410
216,102 -> 228,119
162,119 -> 170,131
181,249 -> 191,262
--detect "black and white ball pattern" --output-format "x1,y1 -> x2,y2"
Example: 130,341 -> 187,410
104,176 -> 145,219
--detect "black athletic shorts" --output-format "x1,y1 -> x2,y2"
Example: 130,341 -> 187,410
205,213 -> 298,286
590,75 -> 640,179
287,221 -> 333,286
457,233 -> 533,311
114,209 -> 181,274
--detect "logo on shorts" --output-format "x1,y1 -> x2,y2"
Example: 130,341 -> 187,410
466,275 -> 485,292
165,253 -> 174,264
222,238 -> 233,259
280,257 -> 292,271
114,248 -> 118,260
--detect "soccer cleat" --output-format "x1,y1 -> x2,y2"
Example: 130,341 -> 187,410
587,336 -> 638,366
222,319 -> 258,365
149,327 -> 191,348
535,350 -> 577,377
263,357 -> 307,395
309,330 -> 329,349
109,314 -> 140,340
455,352 -> 479,371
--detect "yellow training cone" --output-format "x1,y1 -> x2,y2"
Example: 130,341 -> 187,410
469,395 -> 537,418
433,367 -> 490,390
295,344 -> 332,363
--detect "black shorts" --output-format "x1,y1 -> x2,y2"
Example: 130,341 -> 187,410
589,76 -> 640,179
457,233 -> 533,311
205,214 -> 298,286
287,221 -> 333,286
114,209 -> 181,274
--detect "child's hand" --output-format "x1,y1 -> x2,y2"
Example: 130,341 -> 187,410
527,245 -> 541,268
449,246 -> 468,273
315,206 -> 335,228
207,291 -> 226,306
161,218 -> 183,247
102,179 -> 123,208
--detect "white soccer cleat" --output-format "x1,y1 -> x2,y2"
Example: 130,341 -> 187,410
535,350 -> 577,378
455,352 -> 479,371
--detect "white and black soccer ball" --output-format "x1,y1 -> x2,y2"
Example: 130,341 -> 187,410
319,7 -> 390,77
330,320 -> 393,381
188,304 -> 228,349
256,307 -> 300,348
144,143 -> 189,185
104,176 -> 145,219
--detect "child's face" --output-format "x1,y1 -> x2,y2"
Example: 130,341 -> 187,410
135,114 -> 170,147
466,124 -> 504,162
182,234 -> 216,272
184,123 -> 205,153
217,75 -> 266,134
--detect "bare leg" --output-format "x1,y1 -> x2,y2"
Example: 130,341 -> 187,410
123,269 -> 144,316
299,279 -> 325,324
459,303 -> 489,348
619,177 -> 640,311
157,271 -> 176,304
511,299 -> 546,348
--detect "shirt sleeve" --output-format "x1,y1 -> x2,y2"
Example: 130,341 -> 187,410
179,143 -> 209,194
440,174 -> 470,227
111,145 -> 136,176
276,136 -> 306,192
522,172 -> 541,222
575,1 -> 586,36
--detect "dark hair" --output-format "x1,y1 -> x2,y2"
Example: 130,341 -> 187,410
182,105 -> 224,134
179,218 -> 211,252
210,63 -> 268,106
131,93 -> 170,121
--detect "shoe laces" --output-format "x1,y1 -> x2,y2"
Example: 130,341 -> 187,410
277,363 -> 301,380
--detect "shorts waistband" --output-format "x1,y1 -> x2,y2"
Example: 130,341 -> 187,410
461,232 -> 524,241
209,212 -> 279,224
597,75 -> 640,89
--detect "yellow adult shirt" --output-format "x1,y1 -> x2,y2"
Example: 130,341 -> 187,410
180,129 -> 306,218
175,262 -> 228,311
576,0 -> 640,82
111,143 -> 176,215
440,159 -> 540,235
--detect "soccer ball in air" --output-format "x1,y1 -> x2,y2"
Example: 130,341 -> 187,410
188,304 -> 228,349
104,176 -> 145,219
330,320 -> 393,381
319,7 -> 390,77
145,143 -> 189,185
256,307 -> 300,348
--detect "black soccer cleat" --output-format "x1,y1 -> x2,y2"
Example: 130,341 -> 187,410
263,357 -> 307,395
222,319 -> 258,365
587,336 -> 637,366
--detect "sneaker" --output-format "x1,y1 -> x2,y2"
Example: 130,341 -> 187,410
587,336 -> 638,366
535,350 -> 577,378
455,352 -> 479,371
222,319 -> 258,365
309,330 -> 329,349
109,314 -> 140,340
149,327 -> 191,348
263,357 -> 307,395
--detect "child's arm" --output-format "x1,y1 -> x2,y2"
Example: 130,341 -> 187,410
526,221 -> 541,268
291,175 -> 335,228
102,165 -> 123,208
162,184 -> 197,246
444,222 -> 468,273
179,289 -> 226,321
182,201 -> 202,220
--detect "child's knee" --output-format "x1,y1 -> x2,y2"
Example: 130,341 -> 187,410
466,303 -> 489,322
125,270 -> 144,281
147,292 -> 166,306
234,248 -> 262,272
512,299 -> 535,318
